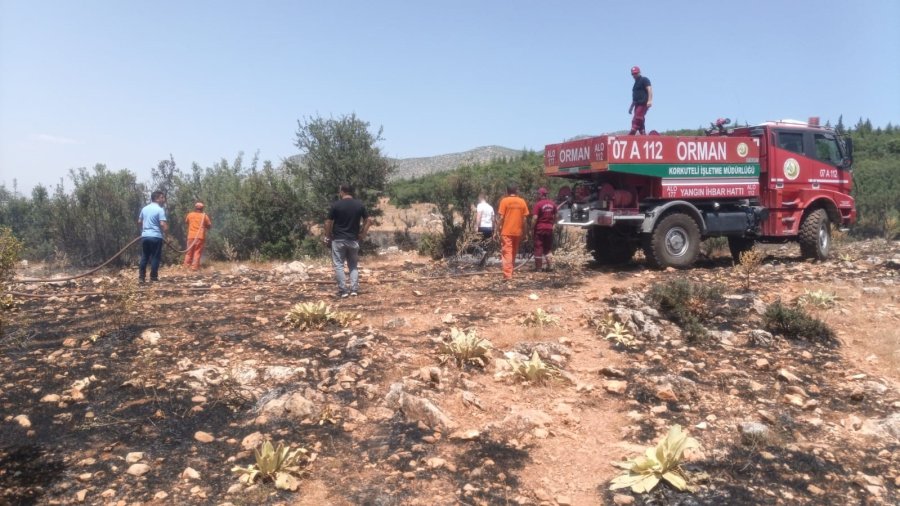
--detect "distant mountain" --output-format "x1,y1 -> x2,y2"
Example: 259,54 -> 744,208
387,145 -> 523,181
282,145 -> 524,182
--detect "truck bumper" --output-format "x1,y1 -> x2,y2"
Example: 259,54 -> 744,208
557,209 -> 645,227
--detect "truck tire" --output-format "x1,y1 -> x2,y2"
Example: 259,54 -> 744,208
588,228 -> 636,265
728,237 -> 755,263
799,208 -> 831,260
643,213 -> 701,269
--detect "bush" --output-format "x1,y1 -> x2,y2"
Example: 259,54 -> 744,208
763,300 -> 836,342
417,232 -> 444,260
648,279 -> 726,343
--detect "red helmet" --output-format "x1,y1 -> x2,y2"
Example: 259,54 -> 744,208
631,66 -> 641,75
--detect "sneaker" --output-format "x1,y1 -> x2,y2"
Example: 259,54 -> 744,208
350,291 -> 358,297
338,291 -> 349,298
138,278 -> 146,284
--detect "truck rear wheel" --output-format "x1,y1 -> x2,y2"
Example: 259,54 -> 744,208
643,213 -> 701,269
799,208 -> 831,260
728,237 -> 755,262
588,228 -> 636,265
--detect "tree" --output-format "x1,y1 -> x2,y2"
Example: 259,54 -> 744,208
292,114 -> 393,221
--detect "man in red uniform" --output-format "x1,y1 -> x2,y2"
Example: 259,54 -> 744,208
183,202 -> 212,270
497,184 -> 529,280
531,188 -> 558,272
628,65 -> 653,135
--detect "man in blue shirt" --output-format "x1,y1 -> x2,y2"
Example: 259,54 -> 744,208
628,66 -> 653,135
138,191 -> 168,282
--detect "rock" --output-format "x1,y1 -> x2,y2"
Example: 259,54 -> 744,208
127,463 -> 151,476
259,391 -> 317,422
194,431 -> 215,443
604,380 -> 628,395
650,405 -> 667,414
384,383 -> 457,430
784,394 -> 805,407
777,368 -> 801,383
140,330 -> 161,345
449,429 -> 480,441
182,467 -> 201,480
655,385 -> 678,402
755,358 -> 770,370
41,394 -> 61,403
748,329 -> 774,346
556,495 -> 572,505
613,494 -> 635,505
807,484 -> 825,496
13,415 -> 30,428
75,489 -> 88,502
125,452 -> 144,464
154,491 -> 169,500
275,472 -> 301,491
241,432 -> 265,451
426,457 -> 446,469
695,422 -> 708,430
739,422 -> 771,445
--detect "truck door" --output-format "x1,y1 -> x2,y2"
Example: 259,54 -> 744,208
810,132 -> 849,195
772,129 -> 808,233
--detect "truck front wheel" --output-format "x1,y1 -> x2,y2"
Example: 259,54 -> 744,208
799,208 -> 831,260
644,213 -> 701,269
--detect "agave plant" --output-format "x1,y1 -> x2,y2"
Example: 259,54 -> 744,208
797,289 -> 837,309
522,308 -> 559,328
231,440 -> 313,490
508,350 -> 558,383
285,301 -> 332,330
439,327 -> 493,368
605,322 -> 638,348
610,424 -> 700,493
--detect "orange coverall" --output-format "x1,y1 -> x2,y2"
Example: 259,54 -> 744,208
183,212 -> 212,269
498,195 -> 529,279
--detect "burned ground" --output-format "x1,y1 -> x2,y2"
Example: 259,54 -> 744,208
1,239 -> 898,505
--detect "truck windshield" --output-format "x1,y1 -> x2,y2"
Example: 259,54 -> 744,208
813,134 -> 842,165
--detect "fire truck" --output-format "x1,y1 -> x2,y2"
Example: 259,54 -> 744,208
544,118 -> 856,268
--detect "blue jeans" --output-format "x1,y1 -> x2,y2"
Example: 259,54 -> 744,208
331,239 -> 360,293
139,237 -> 164,280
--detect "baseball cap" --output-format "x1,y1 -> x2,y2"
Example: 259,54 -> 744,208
537,187 -> 548,195
631,66 -> 641,74
194,202 -> 205,210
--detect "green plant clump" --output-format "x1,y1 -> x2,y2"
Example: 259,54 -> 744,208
610,424 -> 700,493
439,327 -> 493,368
647,279 -> 726,343
763,300 -> 836,342
232,440 -> 314,491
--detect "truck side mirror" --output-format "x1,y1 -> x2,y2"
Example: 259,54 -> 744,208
841,137 -> 853,170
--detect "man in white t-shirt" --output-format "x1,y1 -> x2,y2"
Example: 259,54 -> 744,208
475,194 -> 495,239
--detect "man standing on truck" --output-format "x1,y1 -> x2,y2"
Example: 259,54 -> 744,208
531,187 -> 558,272
628,66 -> 652,135
497,184 -> 529,280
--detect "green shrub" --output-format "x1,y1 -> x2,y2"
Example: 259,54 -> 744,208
417,232 -> 444,260
763,301 -> 836,342
647,279 -> 726,343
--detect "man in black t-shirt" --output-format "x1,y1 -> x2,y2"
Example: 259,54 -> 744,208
628,65 -> 653,135
324,184 -> 372,297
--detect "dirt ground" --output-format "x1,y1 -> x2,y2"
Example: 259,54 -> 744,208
1,237 -> 898,506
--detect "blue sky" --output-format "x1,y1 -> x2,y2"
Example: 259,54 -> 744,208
1,0 -> 898,193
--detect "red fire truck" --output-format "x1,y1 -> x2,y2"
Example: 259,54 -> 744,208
544,118 -> 856,268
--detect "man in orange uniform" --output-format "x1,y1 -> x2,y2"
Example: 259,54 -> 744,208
497,184 -> 529,280
183,202 -> 212,270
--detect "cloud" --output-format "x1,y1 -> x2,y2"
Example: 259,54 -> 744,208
31,134 -> 81,145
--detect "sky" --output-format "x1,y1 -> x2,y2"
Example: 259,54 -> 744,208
1,0 -> 898,194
